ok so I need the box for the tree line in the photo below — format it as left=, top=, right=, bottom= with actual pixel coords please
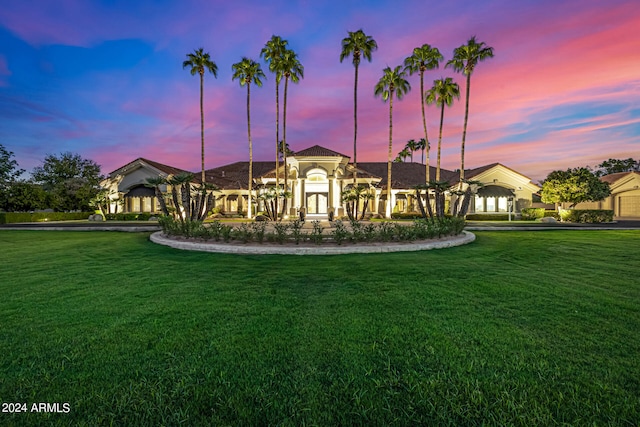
left=0, top=146, right=103, bottom=212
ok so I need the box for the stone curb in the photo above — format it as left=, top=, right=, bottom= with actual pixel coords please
left=149, top=231, right=476, bottom=255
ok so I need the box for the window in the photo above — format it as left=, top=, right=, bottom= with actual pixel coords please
left=486, top=197, right=496, bottom=212
left=475, top=196, right=484, bottom=212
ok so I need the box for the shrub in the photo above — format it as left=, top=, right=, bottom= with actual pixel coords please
left=0, top=211, right=93, bottom=224
left=309, top=220, right=324, bottom=245
left=390, top=212, right=423, bottom=220
left=251, top=222, right=266, bottom=243
left=233, top=223, right=253, bottom=243
left=521, top=208, right=546, bottom=220
left=376, top=221, right=395, bottom=242
left=559, top=209, right=613, bottom=223
left=331, top=220, right=350, bottom=245
left=465, top=213, right=510, bottom=221
left=290, top=219, right=304, bottom=245
left=273, top=222, right=290, bottom=244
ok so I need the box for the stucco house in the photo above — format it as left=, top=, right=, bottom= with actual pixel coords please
left=101, top=145, right=541, bottom=218
left=567, top=171, right=640, bottom=218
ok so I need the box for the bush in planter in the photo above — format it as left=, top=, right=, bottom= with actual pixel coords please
left=521, top=208, right=546, bottom=220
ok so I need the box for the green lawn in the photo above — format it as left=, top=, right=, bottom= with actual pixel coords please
left=1, top=230, right=639, bottom=426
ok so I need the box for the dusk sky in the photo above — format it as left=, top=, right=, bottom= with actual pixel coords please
left=1, top=0, right=638, bottom=183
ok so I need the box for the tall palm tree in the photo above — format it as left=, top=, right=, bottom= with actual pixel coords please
left=260, top=36, right=288, bottom=219
left=260, top=35, right=289, bottom=201
left=426, top=77, right=460, bottom=181
left=374, top=65, right=411, bottom=218
left=232, top=57, right=265, bottom=220
left=182, top=48, right=218, bottom=186
left=279, top=48, right=304, bottom=201
left=340, top=29, right=378, bottom=184
left=404, top=44, right=442, bottom=182
left=446, top=36, right=494, bottom=181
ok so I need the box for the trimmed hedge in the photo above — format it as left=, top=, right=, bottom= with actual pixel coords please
left=465, top=214, right=511, bottom=221
left=559, top=209, right=613, bottom=223
left=104, top=213, right=156, bottom=221
left=0, top=212, right=93, bottom=224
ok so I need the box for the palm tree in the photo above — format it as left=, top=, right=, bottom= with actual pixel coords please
left=416, top=137, right=427, bottom=164
left=182, top=48, right=218, bottom=187
left=340, top=29, right=378, bottom=184
left=405, top=139, right=418, bottom=163
left=260, top=36, right=288, bottom=218
left=232, top=57, right=265, bottom=220
left=426, top=77, right=460, bottom=181
left=446, top=36, right=494, bottom=181
left=279, top=48, right=304, bottom=203
left=404, top=44, right=442, bottom=182
left=144, top=176, right=170, bottom=216
left=374, top=65, right=411, bottom=218
left=395, top=147, right=411, bottom=163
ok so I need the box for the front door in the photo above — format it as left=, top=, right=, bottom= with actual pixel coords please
left=306, top=192, right=328, bottom=214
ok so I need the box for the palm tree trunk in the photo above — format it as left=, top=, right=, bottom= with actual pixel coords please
left=154, top=186, right=169, bottom=216
left=283, top=76, right=289, bottom=218
left=171, top=186, right=182, bottom=223
left=353, top=61, right=359, bottom=185
left=200, top=72, right=206, bottom=186
left=421, top=70, right=430, bottom=183
left=460, top=73, right=471, bottom=182
left=274, top=79, right=280, bottom=220
left=415, top=188, right=426, bottom=218
left=386, top=92, right=394, bottom=219
left=436, top=102, right=445, bottom=181
left=247, top=83, right=253, bottom=219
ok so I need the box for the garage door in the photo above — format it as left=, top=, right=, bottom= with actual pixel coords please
left=620, top=196, right=640, bottom=217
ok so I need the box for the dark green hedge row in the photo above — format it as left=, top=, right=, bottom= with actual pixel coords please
left=0, top=212, right=93, bottom=224
left=559, top=209, right=613, bottom=223
left=104, top=213, right=157, bottom=221
left=465, top=214, right=512, bottom=221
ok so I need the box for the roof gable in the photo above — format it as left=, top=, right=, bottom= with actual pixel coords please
left=294, top=145, right=349, bottom=158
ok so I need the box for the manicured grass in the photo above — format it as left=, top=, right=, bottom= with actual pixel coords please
left=1, top=230, right=639, bottom=426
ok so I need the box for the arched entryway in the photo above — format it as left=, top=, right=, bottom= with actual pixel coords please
left=474, top=185, right=515, bottom=213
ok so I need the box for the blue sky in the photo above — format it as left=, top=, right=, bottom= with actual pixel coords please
left=0, top=0, right=638, bottom=182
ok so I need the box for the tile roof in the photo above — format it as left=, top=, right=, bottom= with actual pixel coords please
left=357, top=162, right=458, bottom=189
left=109, top=157, right=193, bottom=179
left=600, top=171, right=640, bottom=184
left=294, top=145, right=349, bottom=158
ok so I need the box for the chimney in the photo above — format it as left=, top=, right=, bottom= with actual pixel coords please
left=221, top=171, right=225, bottom=177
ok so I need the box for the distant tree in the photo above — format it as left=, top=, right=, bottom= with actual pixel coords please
left=595, top=158, right=640, bottom=176
left=374, top=65, right=411, bottom=218
left=340, top=29, right=378, bottom=184
left=416, top=138, right=427, bottom=164
left=1, top=180, right=47, bottom=212
left=541, top=167, right=611, bottom=208
left=395, top=147, right=411, bottom=163
left=446, top=36, right=494, bottom=181
left=404, top=44, right=442, bottom=181
left=0, top=144, right=24, bottom=187
left=32, top=152, right=103, bottom=211
left=0, top=144, right=26, bottom=211
left=183, top=48, right=218, bottom=186
left=232, top=57, right=265, bottom=219
left=404, top=139, right=418, bottom=163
